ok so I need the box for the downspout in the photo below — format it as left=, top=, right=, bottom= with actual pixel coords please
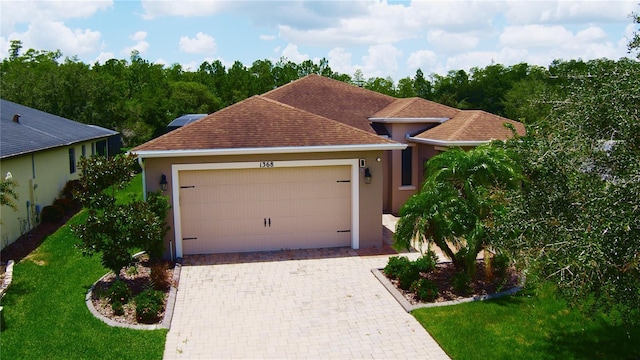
left=137, top=156, right=147, bottom=201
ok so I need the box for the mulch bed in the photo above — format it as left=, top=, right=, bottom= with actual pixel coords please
left=90, top=254, right=176, bottom=325
left=388, top=260, right=520, bottom=304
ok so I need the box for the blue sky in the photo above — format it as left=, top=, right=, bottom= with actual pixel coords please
left=1, top=1, right=637, bottom=80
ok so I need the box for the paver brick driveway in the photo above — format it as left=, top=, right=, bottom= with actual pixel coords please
left=164, top=247, right=450, bottom=359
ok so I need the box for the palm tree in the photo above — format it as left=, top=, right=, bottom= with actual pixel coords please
left=394, top=144, right=522, bottom=277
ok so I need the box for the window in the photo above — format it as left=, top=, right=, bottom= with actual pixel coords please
left=69, top=148, right=76, bottom=174
left=81, top=144, right=86, bottom=158
left=401, top=147, right=412, bottom=186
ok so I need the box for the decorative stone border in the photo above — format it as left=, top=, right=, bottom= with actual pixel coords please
left=372, top=265, right=523, bottom=312
left=85, top=261, right=182, bottom=330
left=0, top=260, right=15, bottom=299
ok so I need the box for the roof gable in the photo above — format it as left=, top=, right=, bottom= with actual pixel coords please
left=412, top=110, right=525, bottom=144
left=133, top=96, right=398, bottom=152
left=263, top=74, right=395, bottom=133
left=1, top=99, right=117, bottom=158
left=371, top=97, right=460, bottom=120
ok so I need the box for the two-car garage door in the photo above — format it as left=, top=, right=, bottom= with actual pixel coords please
left=177, top=164, right=353, bottom=255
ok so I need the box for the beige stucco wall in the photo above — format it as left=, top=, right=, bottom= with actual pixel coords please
left=382, top=122, right=440, bottom=214
left=140, top=150, right=386, bottom=259
left=0, top=140, right=100, bottom=251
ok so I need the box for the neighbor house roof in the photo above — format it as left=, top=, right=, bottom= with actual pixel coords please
left=132, top=95, right=404, bottom=157
left=0, top=99, right=118, bottom=159
left=370, top=97, right=460, bottom=121
left=408, top=110, right=526, bottom=146
left=263, top=74, right=396, bottom=133
left=167, top=114, right=208, bottom=130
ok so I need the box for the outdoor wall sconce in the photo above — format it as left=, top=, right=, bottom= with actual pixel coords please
left=364, top=168, right=372, bottom=184
left=160, top=174, right=168, bottom=191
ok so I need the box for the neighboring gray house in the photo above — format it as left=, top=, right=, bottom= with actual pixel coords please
left=0, top=99, right=119, bottom=250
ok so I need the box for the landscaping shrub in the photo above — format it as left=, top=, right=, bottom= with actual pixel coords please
left=411, top=278, right=439, bottom=302
left=493, top=253, right=510, bottom=278
left=53, top=198, right=74, bottom=213
left=149, top=262, right=171, bottom=291
left=135, top=289, right=165, bottom=323
left=398, top=264, right=421, bottom=291
left=106, top=279, right=131, bottom=304
left=61, top=179, right=83, bottom=203
left=413, top=250, right=439, bottom=273
left=452, top=271, right=472, bottom=295
left=40, top=205, right=64, bottom=223
left=111, top=300, right=124, bottom=316
left=383, top=256, right=412, bottom=279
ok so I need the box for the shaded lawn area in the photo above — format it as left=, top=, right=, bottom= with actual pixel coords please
left=0, top=175, right=167, bottom=360
left=414, top=284, right=640, bottom=360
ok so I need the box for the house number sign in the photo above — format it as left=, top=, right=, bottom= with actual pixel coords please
left=259, top=161, right=274, bottom=168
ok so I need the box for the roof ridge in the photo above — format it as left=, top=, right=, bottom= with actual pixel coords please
left=256, top=96, right=398, bottom=144
left=386, top=97, right=419, bottom=117
left=447, top=111, right=480, bottom=140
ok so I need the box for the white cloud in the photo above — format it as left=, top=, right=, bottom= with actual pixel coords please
left=427, top=30, right=480, bottom=53
left=140, top=0, right=229, bottom=20
left=260, top=34, right=276, bottom=41
left=179, top=32, right=216, bottom=54
left=361, top=44, right=402, bottom=78
left=407, top=50, right=438, bottom=71
left=96, top=52, right=116, bottom=64
left=122, top=31, right=149, bottom=56
left=327, top=47, right=355, bottom=75
left=281, top=43, right=309, bottom=63
left=15, top=20, right=102, bottom=56
left=500, top=25, right=573, bottom=48
left=504, top=0, right=636, bottom=25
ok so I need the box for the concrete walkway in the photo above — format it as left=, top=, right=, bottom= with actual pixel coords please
left=163, top=218, right=451, bottom=359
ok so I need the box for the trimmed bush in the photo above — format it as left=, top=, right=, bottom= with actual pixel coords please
left=411, top=278, right=439, bottom=302
left=61, top=179, right=83, bottom=203
left=383, top=256, right=412, bottom=279
left=135, top=289, right=165, bottom=323
left=106, top=279, right=131, bottom=304
left=493, top=253, right=510, bottom=278
left=40, top=205, right=64, bottom=223
left=452, top=271, right=472, bottom=295
left=150, top=262, right=171, bottom=291
left=398, top=265, right=421, bottom=290
left=414, top=250, right=439, bottom=273
left=53, top=198, right=74, bottom=213
left=111, top=300, right=124, bottom=316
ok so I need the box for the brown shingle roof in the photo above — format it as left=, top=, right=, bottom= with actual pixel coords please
left=413, top=110, right=525, bottom=143
left=263, top=74, right=395, bottom=133
left=371, top=97, right=460, bottom=119
left=132, top=96, right=398, bottom=151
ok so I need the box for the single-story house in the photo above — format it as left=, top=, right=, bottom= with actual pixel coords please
left=132, top=74, right=524, bottom=258
left=0, top=99, right=119, bottom=250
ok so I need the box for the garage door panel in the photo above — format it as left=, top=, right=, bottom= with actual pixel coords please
left=179, top=165, right=353, bottom=255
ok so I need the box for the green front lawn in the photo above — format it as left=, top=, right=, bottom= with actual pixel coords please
left=0, top=175, right=166, bottom=360
left=414, top=284, right=640, bottom=360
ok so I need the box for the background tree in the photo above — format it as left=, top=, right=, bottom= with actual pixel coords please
left=493, top=57, right=640, bottom=324
left=394, top=145, right=522, bottom=280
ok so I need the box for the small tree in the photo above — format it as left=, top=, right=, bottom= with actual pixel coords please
left=72, top=154, right=169, bottom=277
left=1, top=172, right=19, bottom=212
left=394, top=144, right=522, bottom=278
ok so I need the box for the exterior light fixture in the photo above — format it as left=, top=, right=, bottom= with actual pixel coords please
left=160, top=174, right=168, bottom=191
left=364, top=168, right=372, bottom=184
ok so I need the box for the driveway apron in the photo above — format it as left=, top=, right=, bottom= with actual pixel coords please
left=163, top=249, right=450, bottom=359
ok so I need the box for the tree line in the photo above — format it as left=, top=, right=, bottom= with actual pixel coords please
left=0, top=39, right=619, bottom=147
